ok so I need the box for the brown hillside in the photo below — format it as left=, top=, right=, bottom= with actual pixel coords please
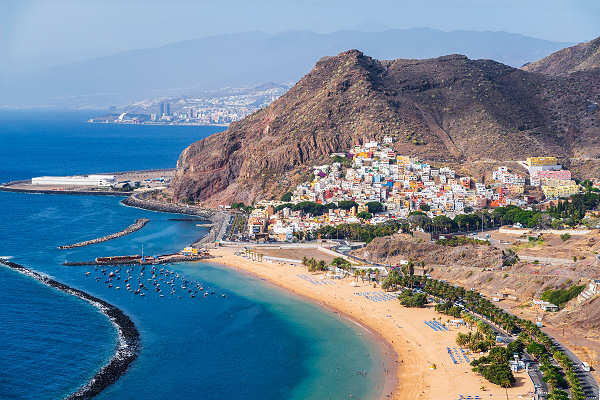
left=351, top=233, right=503, bottom=269
left=173, top=50, right=600, bottom=205
left=522, top=36, right=600, bottom=76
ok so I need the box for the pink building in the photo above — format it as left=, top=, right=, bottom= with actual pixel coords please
left=535, top=170, right=571, bottom=180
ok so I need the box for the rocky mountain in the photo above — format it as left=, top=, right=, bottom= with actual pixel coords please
left=523, top=36, right=600, bottom=76
left=173, top=49, right=600, bottom=205
left=1, top=29, right=569, bottom=108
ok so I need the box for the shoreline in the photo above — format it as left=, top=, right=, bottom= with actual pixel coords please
left=207, top=246, right=535, bottom=400
left=87, top=121, right=229, bottom=127
left=120, top=192, right=215, bottom=219
left=206, top=256, right=399, bottom=400
left=0, top=259, right=140, bottom=400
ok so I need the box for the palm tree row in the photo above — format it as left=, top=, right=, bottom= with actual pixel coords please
left=396, top=272, right=586, bottom=398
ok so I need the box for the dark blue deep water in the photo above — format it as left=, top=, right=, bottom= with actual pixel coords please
left=0, top=112, right=383, bottom=400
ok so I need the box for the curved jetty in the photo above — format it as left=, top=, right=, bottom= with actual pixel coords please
left=58, top=218, right=149, bottom=249
left=122, top=191, right=230, bottom=244
left=0, top=259, right=140, bottom=400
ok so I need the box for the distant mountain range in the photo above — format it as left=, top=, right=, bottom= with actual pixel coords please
left=172, top=37, right=600, bottom=205
left=1, top=29, right=570, bottom=108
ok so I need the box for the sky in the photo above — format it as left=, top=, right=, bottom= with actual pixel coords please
left=2, top=0, right=599, bottom=74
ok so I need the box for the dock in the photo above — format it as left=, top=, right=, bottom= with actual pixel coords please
left=63, top=249, right=211, bottom=266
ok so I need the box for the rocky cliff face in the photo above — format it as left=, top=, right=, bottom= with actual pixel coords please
left=522, top=36, right=600, bottom=76
left=174, top=49, right=600, bottom=205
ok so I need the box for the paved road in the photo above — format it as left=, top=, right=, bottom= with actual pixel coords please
left=549, top=337, right=599, bottom=400
left=476, top=313, right=549, bottom=398
left=521, top=352, right=547, bottom=399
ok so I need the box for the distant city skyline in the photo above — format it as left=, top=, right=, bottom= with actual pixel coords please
left=2, top=0, right=599, bottom=75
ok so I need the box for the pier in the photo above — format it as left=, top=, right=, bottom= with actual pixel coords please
left=64, top=250, right=211, bottom=266
left=58, top=218, right=150, bottom=249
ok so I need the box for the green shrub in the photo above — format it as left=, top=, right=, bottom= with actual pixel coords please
left=398, top=289, right=428, bottom=307
left=541, top=285, right=586, bottom=308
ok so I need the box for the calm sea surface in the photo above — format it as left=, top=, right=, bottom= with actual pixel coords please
left=0, top=111, right=384, bottom=400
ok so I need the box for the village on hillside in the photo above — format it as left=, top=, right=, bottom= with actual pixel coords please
left=231, top=137, right=598, bottom=241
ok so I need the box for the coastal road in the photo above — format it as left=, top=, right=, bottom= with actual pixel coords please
left=520, top=352, right=547, bottom=399
left=549, top=337, right=599, bottom=400
left=473, top=312, right=550, bottom=398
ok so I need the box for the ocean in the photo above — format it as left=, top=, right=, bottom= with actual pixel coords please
left=0, top=111, right=384, bottom=400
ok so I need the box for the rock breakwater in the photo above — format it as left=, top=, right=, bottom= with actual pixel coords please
left=0, top=259, right=140, bottom=400
left=58, top=219, right=150, bottom=249
left=121, top=191, right=214, bottom=218
left=122, top=191, right=232, bottom=245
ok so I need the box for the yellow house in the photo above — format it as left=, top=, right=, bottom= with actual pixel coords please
left=542, top=181, right=579, bottom=198
left=397, top=155, right=411, bottom=166
left=527, top=157, right=558, bottom=167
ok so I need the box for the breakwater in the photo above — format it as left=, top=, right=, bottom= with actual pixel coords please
left=58, top=218, right=150, bottom=249
left=121, top=191, right=232, bottom=244
left=0, top=259, right=140, bottom=400
left=121, top=191, right=214, bottom=219
left=63, top=252, right=211, bottom=266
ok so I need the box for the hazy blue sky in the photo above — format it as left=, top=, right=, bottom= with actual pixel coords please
left=2, top=0, right=599, bottom=73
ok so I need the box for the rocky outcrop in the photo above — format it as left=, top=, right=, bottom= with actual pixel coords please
left=174, top=48, right=600, bottom=205
left=351, top=233, right=503, bottom=269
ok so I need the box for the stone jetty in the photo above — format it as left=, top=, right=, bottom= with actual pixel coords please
left=121, top=190, right=214, bottom=219
left=58, top=218, right=150, bottom=249
left=121, top=191, right=232, bottom=245
left=63, top=251, right=211, bottom=266
left=0, top=259, right=140, bottom=400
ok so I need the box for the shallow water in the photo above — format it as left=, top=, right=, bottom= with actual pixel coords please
left=0, top=111, right=384, bottom=400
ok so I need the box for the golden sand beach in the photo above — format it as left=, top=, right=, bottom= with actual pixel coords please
left=209, top=246, right=534, bottom=400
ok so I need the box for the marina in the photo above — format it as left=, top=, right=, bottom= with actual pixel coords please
left=83, top=263, right=229, bottom=300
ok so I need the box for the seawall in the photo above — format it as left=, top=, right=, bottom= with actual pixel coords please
left=121, top=192, right=214, bottom=219
left=0, top=259, right=140, bottom=400
left=121, top=191, right=232, bottom=245
left=58, top=218, right=150, bottom=249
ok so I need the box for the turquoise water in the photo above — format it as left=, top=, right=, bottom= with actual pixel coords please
left=0, top=111, right=384, bottom=400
